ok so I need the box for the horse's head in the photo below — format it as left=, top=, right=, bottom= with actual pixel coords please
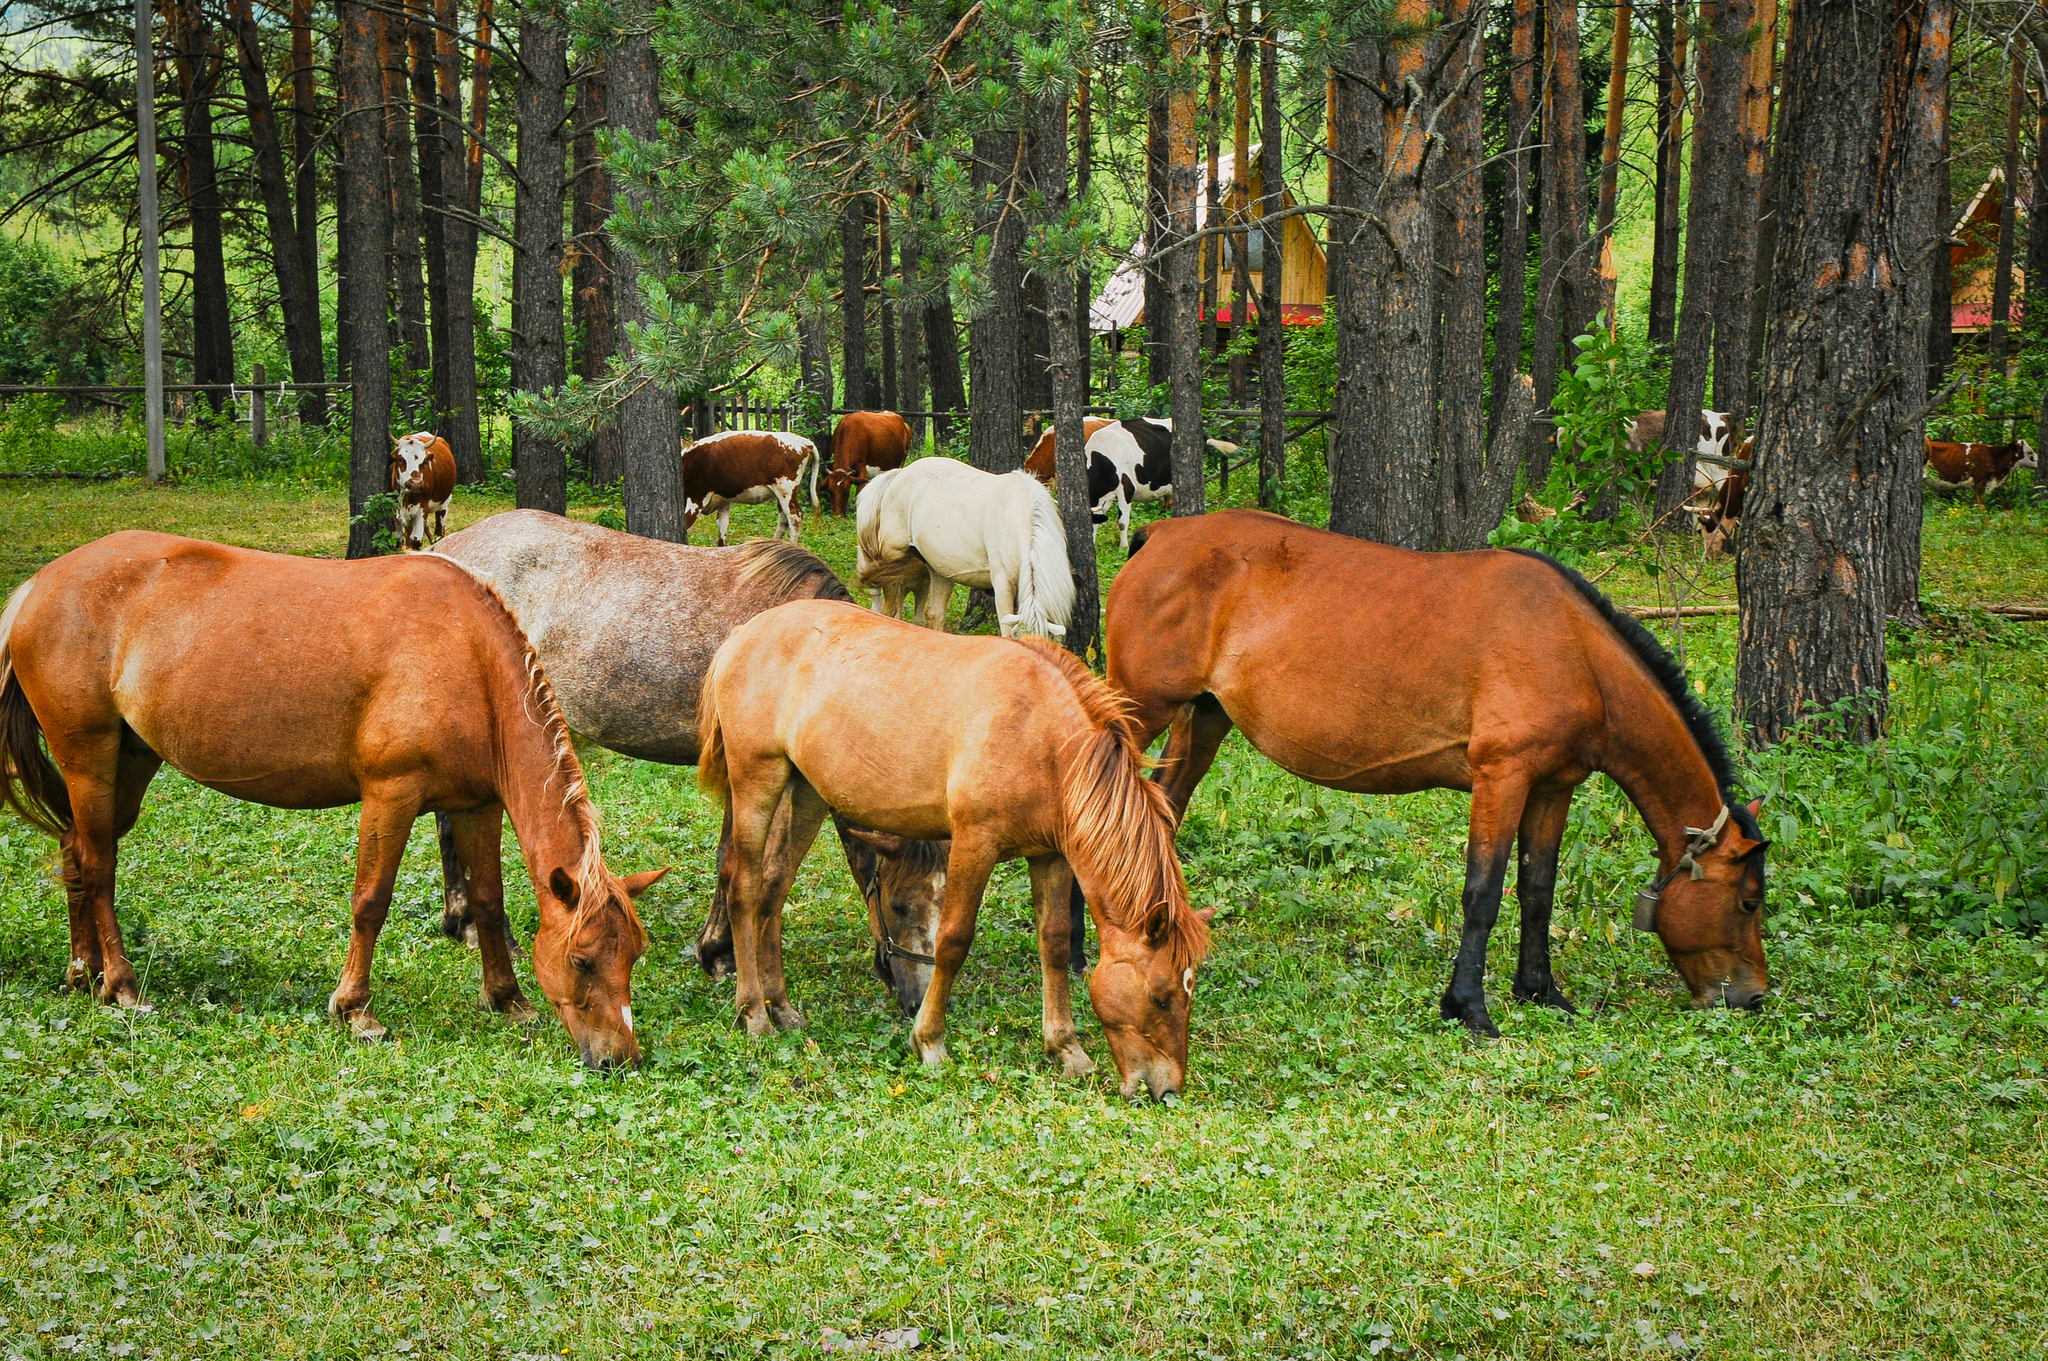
left=1086, top=897, right=1216, bottom=1101
left=826, top=465, right=857, bottom=517
left=836, top=823, right=947, bottom=1016
left=531, top=863, right=667, bottom=1069
left=1649, top=797, right=1770, bottom=1011
left=390, top=432, right=438, bottom=493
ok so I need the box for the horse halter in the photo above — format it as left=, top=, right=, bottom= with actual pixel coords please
left=1632, top=804, right=1730, bottom=933
left=861, top=856, right=938, bottom=968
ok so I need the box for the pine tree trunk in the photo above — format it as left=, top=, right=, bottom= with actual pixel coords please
left=340, top=0, right=393, bottom=558
left=897, top=184, right=925, bottom=444
left=1165, top=0, right=1205, bottom=516
left=1145, top=91, right=1169, bottom=389
left=1710, top=0, right=1764, bottom=427
left=1885, top=0, right=1950, bottom=620
left=1020, top=122, right=1051, bottom=426
left=1202, top=42, right=1221, bottom=363
left=228, top=0, right=324, bottom=418
left=1231, top=8, right=1251, bottom=409
left=1530, top=0, right=1593, bottom=489
left=1735, top=0, right=1942, bottom=743
left=1990, top=59, right=2022, bottom=373
left=610, top=35, right=684, bottom=539
left=1257, top=0, right=1285, bottom=505
left=174, top=0, right=235, bottom=412
left=1743, top=0, right=1782, bottom=409
left=879, top=199, right=898, bottom=415
left=842, top=194, right=868, bottom=413
left=1489, top=0, right=1538, bottom=455
left=2028, top=80, right=2048, bottom=350
left=511, top=8, right=568, bottom=514
left=1434, top=2, right=1488, bottom=548
left=1327, top=53, right=1380, bottom=539
left=381, top=7, right=431, bottom=413
left=411, top=0, right=450, bottom=434
left=1593, top=0, right=1633, bottom=320
left=436, top=0, right=483, bottom=482
left=1076, top=65, right=1093, bottom=406
left=1036, top=90, right=1098, bottom=660
left=1647, top=3, right=1685, bottom=348
left=1927, top=55, right=1954, bottom=396
left=574, top=63, right=622, bottom=486
left=969, top=130, right=1024, bottom=472
left=927, top=292, right=965, bottom=445
left=289, top=0, right=327, bottom=423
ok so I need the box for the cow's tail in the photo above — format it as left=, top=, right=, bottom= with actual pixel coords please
left=806, top=447, right=820, bottom=511
left=1006, top=473, right=1074, bottom=640
left=0, top=579, right=69, bottom=838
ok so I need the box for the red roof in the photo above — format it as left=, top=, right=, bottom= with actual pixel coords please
left=1200, top=302, right=1325, bottom=327
left=1953, top=300, right=2024, bottom=330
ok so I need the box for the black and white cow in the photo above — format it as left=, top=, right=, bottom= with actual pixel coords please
left=1083, top=418, right=1236, bottom=551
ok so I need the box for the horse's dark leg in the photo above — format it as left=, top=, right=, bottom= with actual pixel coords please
left=437, top=812, right=475, bottom=945
left=1154, top=694, right=1234, bottom=822
left=1511, top=787, right=1578, bottom=1014
left=1438, top=777, right=1528, bottom=1038
left=1066, top=880, right=1089, bottom=973
left=694, top=802, right=739, bottom=978
left=911, top=834, right=1000, bottom=1067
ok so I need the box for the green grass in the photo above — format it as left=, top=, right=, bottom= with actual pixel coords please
left=3, top=465, right=2048, bottom=1359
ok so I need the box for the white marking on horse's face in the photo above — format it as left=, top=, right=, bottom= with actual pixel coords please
left=620, top=1005, right=634, bottom=1034
left=1182, top=966, right=1195, bottom=996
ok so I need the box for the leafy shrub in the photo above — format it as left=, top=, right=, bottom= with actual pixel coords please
left=0, top=233, right=118, bottom=387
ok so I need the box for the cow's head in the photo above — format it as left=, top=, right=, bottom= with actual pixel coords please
left=390, top=432, right=439, bottom=493
left=826, top=464, right=858, bottom=517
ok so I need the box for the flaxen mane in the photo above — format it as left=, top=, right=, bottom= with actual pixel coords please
left=733, top=538, right=853, bottom=604
left=437, top=559, right=646, bottom=945
left=1017, top=640, right=1210, bottom=974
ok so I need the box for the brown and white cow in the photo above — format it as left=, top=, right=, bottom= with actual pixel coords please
left=1626, top=408, right=1742, bottom=499
left=1021, top=417, right=1115, bottom=484
left=820, top=411, right=914, bottom=517
left=1925, top=438, right=2037, bottom=505
left=390, top=431, right=457, bottom=551
left=681, top=429, right=814, bottom=545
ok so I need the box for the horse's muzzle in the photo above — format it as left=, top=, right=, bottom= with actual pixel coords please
left=579, top=1039, right=642, bottom=1072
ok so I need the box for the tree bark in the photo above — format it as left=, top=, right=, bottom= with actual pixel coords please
left=842, top=194, right=869, bottom=412
left=511, top=7, right=568, bottom=514
left=1076, top=64, right=1093, bottom=406
left=1647, top=2, right=1685, bottom=348
left=927, top=291, right=965, bottom=445
left=1710, top=0, right=1765, bottom=425
left=609, top=35, right=684, bottom=539
left=1257, top=0, right=1284, bottom=505
left=1434, top=2, right=1490, bottom=549
left=2028, top=79, right=2048, bottom=351
left=1594, top=0, right=1633, bottom=320
left=1327, top=53, right=1380, bottom=539
left=574, top=62, right=622, bottom=486
left=173, top=0, right=234, bottom=411
left=970, top=130, right=1024, bottom=472
left=1990, top=56, right=2022, bottom=372
left=436, top=0, right=484, bottom=482
left=1490, top=0, right=1539, bottom=455
left=1036, top=89, right=1098, bottom=661
left=340, top=0, right=393, bottom=559
left=411, top=0, right=449, bottom=433
left=1530, top=0, right=1595, bottom=489
left=1735, top=0, right=1941, bottom=743
left=381, top=5, right=431, bottom=412
left=289, top=0, right=327, bottom=423
left=1927, top=48, right=1954, bottom=396
left=1231, top=7, right=1251, bottom=408
left=898, top=183, right=925, bottom=444
left=879, top=199, right=898, bottom=414
left=1742, top=0, right=1783, bottom=409
left=228, top=0, right=324, bottom=419
left=1165, top=0, right=1205, bottom=516
left=1202, top=41, right=1221, bottom=362
left=1145, top=89, right=1169, bottom=389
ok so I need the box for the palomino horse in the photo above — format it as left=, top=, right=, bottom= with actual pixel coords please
left=1105, top=510, right=1770, bottom=1035
left=699, top=602, right=1212, bottom=1098
left=856, top=458, right=1074, bottom=640
left=0, top=532, right=662, bottom=1067
left=432, top=509, right=949, bottom=1011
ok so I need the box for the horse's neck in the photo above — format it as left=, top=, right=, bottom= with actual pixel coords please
left=491, top=679, right=590, bottom=876
left=1597, top=665, right=1725, bottom=868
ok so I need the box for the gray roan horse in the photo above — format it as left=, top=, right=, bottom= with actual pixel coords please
left=432, top=510, right=945, bottom=1014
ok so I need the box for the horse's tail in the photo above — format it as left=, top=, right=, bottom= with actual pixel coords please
left=806, top=446, right=820, bottom=512
left=0, top=579, right=69, bottom=837
left=1008, top=473, right=1075, bottom=640
left=695, top=665, right=731, bottom=808
left=855, top=467, right=900, bottom=576
left=1028, top=642, right=1207, bottom=973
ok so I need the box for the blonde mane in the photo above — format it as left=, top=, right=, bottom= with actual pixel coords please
left=1016, top=639, right=1209, bottom=974
left=441, top=561, right=646, bottom=946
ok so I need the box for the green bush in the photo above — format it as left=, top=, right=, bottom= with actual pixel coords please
left=0, top=233, right=117, bottom=387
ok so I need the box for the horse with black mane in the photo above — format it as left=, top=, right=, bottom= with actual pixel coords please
left=1104, top=509, right=1770, bottom=1034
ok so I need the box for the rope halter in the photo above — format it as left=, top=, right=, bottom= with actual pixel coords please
left=1631, top=804, right=1731, bottom=933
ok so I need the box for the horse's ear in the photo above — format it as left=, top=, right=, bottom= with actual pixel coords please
left=620, top=867, right=670, bottom=898
left=1745, top=796, right=1766, bottom=819
left=549, top=867, right=580, bottom=907
left=1193, top=906, right=1217, bottom=925
left=844, top=826, right=911, bottom=857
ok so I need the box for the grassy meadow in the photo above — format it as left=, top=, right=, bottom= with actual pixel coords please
left=2, top=458, right=2048, bottom=1359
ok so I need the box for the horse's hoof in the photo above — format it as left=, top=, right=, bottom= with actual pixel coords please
left=441, top=898, right=473, bottom=946
left=1440, top=995, right=1501, bottom=1039
left=739, top=1002, right=774, bottom=1039
left=696, top=945, right=737, bottom=981
left=1053, top=1043, right=1096, bottom=1078
left=348, top=1012, right=389, bottom=1043
left=65, top=957, right=92, bottom=992
left=487, top=990, right=541, bottom=1025
left=914, top=1035, right=948, bottom=1067
left=1514, top=982, right=1578, bottom=1016
left=113, top=993, right=153, bottom=1015
left=767, top=1001, right=806, bottom=1032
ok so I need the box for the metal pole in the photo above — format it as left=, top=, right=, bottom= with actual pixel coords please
left=136, top=0, right=165, bottom=481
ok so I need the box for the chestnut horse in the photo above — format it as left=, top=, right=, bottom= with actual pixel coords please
left=431, top=509, right=950, bottom=1012
left=1105, top=510, right=1770, bottom=1035
left=699, top=602, right=1211, bottom=1098
left=0, top=532, right=661, bottom=1068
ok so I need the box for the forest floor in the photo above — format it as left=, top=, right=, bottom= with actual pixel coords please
left=2, top=465, right=2047, bottom=1359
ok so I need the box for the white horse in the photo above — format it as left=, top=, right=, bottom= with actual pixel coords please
left=855, top=458, right=1074, bottom=640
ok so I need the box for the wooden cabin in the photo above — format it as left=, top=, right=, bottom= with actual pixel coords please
left=1949, top=167, right=2027, bottom=335
left=1089, top=145, right=1328, bottom=339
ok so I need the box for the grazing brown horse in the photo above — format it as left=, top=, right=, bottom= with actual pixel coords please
left=0, top=532, right=663, bottom=1068
left=431, top=510, right=950, bottom=1012
left=1105, top=510, right=1770, bottom=1035
left=698, top=602, right=1212, bottom=1098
